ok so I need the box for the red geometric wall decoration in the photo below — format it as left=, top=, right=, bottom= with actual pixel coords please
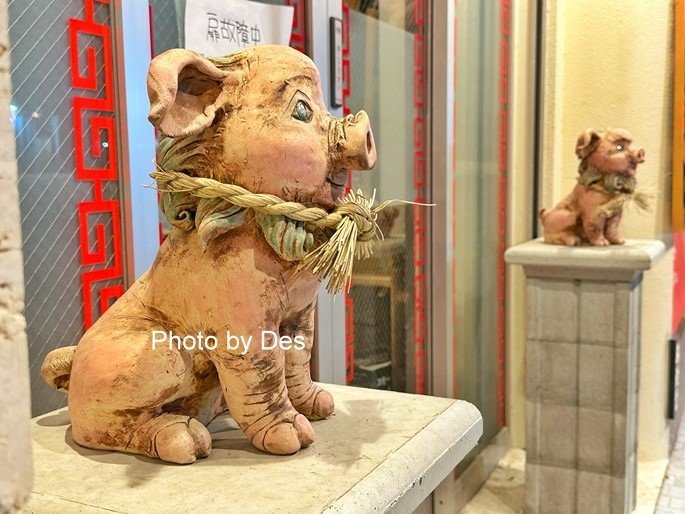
left=69, top=0, right=124, bottom=329
left=286, top=0, right=307, bottom=54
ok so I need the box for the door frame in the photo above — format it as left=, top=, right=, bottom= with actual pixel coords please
left=430, top=0, right=456, bottom=400
left=307, top=0, right=348, bottom=384
left=112, top=0, right=159, bottom=283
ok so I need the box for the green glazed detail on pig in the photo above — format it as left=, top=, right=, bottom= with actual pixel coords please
left=161, top=191, right=248, bottom=247
left=151, top=167, right=403, bottom=293
left=254, top=212, right=318, bottom=262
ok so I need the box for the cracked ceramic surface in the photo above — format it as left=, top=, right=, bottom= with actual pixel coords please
left=40, top=45, right=377, bottom=463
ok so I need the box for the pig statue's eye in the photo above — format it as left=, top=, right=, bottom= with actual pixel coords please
left=615, top=144, right=624, bottom=151
left=292, top=100, right=313, bottom=123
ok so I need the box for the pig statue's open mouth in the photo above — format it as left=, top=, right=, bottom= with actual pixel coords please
left=326, top=170, right=350, bottom=201
left=326, top=172, right=348, bottom=188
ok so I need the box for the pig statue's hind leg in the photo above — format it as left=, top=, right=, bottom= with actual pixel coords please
left=126, top=413, right=212, bottom=464
left=68, top=319, right=214, bottom=464
left=72, top=402, right=213, bottom=466
left=212, top=343, right=315, bottom=455
left=282, top=302, right=334, bottom=420
left=544, top=230, right=582, bottom=247
left=541, top=206, right=582, bottom=246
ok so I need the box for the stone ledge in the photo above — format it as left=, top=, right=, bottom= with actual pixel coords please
left=505, top=238, right=665, bottom=271
left=26, top=384, right=482, bottom=513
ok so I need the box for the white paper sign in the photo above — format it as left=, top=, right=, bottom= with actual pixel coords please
left=185, top=0, right=294, bottom=57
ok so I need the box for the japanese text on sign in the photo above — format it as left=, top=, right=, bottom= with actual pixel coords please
left=185, top=0, right=293, bottom=56
left=206, top=14, right=261, bottom=46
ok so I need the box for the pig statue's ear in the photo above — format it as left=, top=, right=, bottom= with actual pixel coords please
left=575, top=129, right=600, bottom=160
left=147, top=49, right=240, bottom=137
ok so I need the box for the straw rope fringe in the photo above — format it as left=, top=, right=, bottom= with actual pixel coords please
left=151, top=167, right=432, bottom=293
left=597, top=190, right=653, bottom=217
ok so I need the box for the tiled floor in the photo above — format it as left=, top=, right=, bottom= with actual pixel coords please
left=459, top=450, right=525, bottom=513
left=461, top=449, right=667, bottom=513
left=656, top=422, right=685, bottom=513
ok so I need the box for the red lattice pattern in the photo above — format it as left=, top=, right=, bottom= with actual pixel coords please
left=70, top=0, right=124, bottom=329
left=341, top=4, right=355, bottom=383
left=286, top=0, right=307, bottom=54
left=496, top=0, right=510, bottom=427
left=413, top=0, right=428, bottom=394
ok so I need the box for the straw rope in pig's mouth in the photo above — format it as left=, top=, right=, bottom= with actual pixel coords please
left=151, top=167, right=432, bottom=294
left=577, top=163, right=653, bottom=217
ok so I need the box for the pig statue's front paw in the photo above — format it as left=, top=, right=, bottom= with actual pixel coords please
left=251, top=411, right=315, bottom=455
left=607, top=236, right=625, bottom=245
left=310, top=389, right=335, bottom=420
left=291, top=385, right=335, bottom=421
left=590, top=236, right=610, bottom=247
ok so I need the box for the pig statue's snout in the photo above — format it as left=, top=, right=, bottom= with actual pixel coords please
left=634, top=148, right=645, bottom=164
left=329, top=110, right=377, bottom=171
left=627, top=148, right=645, bottom=174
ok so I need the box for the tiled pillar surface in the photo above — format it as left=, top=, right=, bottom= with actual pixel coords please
left=505, top=239, right=666, bottom=514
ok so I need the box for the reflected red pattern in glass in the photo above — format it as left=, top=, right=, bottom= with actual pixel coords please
left=341, top=3, right=355, bottom=383
left=286, top=0, right=307, bottom=54
left=413, top=0, right=428, bottom=394
left=496, top=0, right=510, bottom=427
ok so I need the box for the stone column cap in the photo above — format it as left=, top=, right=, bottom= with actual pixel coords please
left=505, top=238, right=666, bottom=273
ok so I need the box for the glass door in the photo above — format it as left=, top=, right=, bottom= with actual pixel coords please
left=342, top=1, right=510, bottom=458
left=342, top=0, right=431, bottom=394
left=452, top=0, right=510, bottom=450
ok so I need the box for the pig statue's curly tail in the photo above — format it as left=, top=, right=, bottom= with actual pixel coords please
left=41, top=346, right=77, bottom=392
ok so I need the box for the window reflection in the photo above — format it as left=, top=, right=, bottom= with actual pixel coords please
left=343, top=0, right=429, bottom=394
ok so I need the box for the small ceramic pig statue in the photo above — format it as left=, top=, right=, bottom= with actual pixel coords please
left=540, top=128, right=645, bottom=246
left=40, top=45, right=377, bottom=463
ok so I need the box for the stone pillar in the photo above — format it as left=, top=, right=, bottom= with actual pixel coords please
left=505, top=239, right=666, bottom=514
left=0, top=0, right=33, bottom=511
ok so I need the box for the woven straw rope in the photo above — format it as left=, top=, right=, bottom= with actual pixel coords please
left=150, top=168, right=429, bottom=292
left=152, top=169, right=377, bottom=240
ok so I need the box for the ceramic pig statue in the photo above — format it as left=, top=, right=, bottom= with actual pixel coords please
left=540, top=128, right=645, bottom=246
left=40, top=45, right=377, bottom=464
